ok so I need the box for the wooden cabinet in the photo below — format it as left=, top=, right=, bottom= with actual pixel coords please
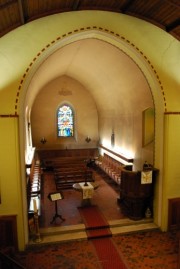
left=119, top=169, right=158, bottom=220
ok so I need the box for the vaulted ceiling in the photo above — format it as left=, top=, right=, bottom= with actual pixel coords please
left=0, top=0, right=180, bottom=40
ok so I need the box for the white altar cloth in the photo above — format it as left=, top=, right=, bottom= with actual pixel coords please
left=79, top=182, right=94, bottom=199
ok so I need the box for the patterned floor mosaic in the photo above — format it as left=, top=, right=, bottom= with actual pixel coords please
left=14, top=230, right=179, bottom=269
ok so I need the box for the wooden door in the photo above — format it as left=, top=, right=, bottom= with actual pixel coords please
left=0, top=215, right=18, bottom=250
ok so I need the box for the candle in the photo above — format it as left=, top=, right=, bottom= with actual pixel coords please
left=33, top=199, right=37, bottom=213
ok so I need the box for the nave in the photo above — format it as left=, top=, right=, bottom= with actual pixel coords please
left=3, top=166, right=179, bottom=269
left=38, top=168, right=125, bottom=229
left=16, top=167, right=179, bottom=269
left=27, top=165, right=158, bottom=246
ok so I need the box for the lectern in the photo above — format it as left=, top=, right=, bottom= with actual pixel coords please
left=48, top=192, right=65, bottom=224
left=119, top=169, right=158, bottom=220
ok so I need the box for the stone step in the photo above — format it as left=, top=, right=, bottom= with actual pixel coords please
left=28, top=219, right=158, bottom=246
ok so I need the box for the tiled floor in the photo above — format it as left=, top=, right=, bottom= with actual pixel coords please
left=39, top=168, right=125, bottom=228
left=15, top=168, right=179, bottom=269
left=16, top=230, right=179, bottom=269
left=37, top=168, right=158, bottom=245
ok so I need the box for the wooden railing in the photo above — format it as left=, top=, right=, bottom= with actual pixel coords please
left=0, top=251, right=25, bottom=269
left=95, top=153, right=133, bottom=185
left=27, top=159, right=41, bottom=215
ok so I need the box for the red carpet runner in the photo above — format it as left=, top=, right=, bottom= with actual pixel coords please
left=78, top=205, right=112, bottom=239
left=78, top=206, right=128, bottom=269
left=93, top=238, right=128, bottom=269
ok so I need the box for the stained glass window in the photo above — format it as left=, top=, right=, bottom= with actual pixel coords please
left=57, top=105, right=74, bottom=137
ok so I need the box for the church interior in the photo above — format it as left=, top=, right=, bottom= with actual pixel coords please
left=0, top=1, right=180, bottom=268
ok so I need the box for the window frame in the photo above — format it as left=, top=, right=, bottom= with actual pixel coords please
left=57, top=104, right=74, bottom=138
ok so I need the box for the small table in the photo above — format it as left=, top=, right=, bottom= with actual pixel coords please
left=73, top=182, right=99, bottom=207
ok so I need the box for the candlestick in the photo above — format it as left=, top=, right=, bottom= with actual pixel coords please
left=34, top=212, right=42, bottom=243
left=33, top=199, right=37, bottom=213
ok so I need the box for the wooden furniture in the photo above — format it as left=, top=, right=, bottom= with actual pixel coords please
left=43, top=157, right=87, bottom=171
left=96, top=153, right=132, bottom=185
left=48, top=192, right=65, bottom=224
left=27, top=160, right=41, bottom=215
left=119, top=169, right=158, bottom=220
left=55, top=169, right=94, bottom=190
left=40, top=154, right=95, bottom=189
left=37, top=148, right=98, bottom=160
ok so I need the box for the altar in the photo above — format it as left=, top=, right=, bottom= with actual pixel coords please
left=73, top=182, right=99, bottom=207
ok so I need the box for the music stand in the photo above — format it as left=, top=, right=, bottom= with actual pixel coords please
left=48, top=192, right=65, bottom=224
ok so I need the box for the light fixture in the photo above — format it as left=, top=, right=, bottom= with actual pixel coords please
left=40, top=137, right=47, bottom=144
left=28, top=122, right=31, bottom=130
left=85, top=136, right=91, bottom=143
left=111, top=132, right=115, bottom=147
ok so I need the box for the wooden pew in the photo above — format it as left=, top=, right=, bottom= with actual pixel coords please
left=55, top=169, right=94, bottom=190
left=41, top=155, right=95, bottom=189
left=96, top=153, right=132, bottom=185
left=43, top=156, right=87, bottom=170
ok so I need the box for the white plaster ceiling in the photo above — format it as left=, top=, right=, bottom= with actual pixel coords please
left=26, top=38, right=153, bottom=114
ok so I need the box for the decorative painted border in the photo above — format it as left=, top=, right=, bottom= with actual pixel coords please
left=164, top=112, right=180, bottom=115
left=14, top=26, right=167, bottom=115
left=0, top=114, right=19, bottom=117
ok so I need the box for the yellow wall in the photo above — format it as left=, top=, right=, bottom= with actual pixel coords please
left=0, top=11, right=180, bottom=249
left=0, top=11, right=179, bottom=113
left=0, top=117, right=26, bottom=250
left=162, top=114, right=180, bottom=228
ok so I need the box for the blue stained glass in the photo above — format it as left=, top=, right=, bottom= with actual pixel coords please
left=57, top=105, right=74, bottom=137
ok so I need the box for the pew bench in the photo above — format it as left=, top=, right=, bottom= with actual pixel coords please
left=42, top=155, right=95, bottom=189
left=43, top=156, right=88, bottom=171
left=96, top=153, right=131, bottom=185
left=55, top=169, right=94, bottom=190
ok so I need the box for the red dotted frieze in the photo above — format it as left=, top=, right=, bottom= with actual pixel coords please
left=14, top=26, right=168, bottom=116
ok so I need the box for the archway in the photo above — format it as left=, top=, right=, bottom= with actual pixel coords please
left=19, top=30, right=164, bottom=240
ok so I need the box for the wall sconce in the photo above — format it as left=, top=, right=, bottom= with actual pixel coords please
left=40, top=137, right=47, bottom=144
left=28, top=122, right=31, bottom=131
left=85, top=136, right=91, bottom=143
left=111, top=132, right=115, bottom=147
